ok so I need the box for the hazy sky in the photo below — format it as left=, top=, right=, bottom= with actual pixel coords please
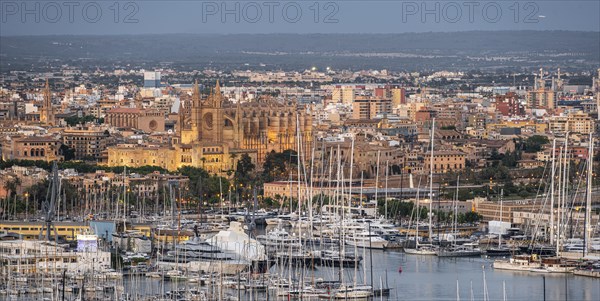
left=1, top=1, right=599, bottom=35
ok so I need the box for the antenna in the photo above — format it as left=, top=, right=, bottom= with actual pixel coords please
left=596, top=68, right=600, bottom=121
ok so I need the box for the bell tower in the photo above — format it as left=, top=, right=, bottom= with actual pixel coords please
left=181, top=80, right=202, bottom=144
left=40, top=79, right=55, bottom=125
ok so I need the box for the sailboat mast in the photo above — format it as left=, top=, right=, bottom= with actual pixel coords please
left=123, top=166, right=127, bottom=232
left=556, top=145, right=563, bottom=256
left=349, top=134, right=355, bottom=214
left=556, top=132, right=570, bottom=248
left=337, top=144, right=342, bottom=221
left=375, top=150, right=380, bottom=204
left=499, top=189, right=503, bottom=247
left=584, top=133, right=593, bottom=256
left=415, top=181, right=420, bottom=247
left=360, top=171, right=364, bottom=209
left=336, top=144, right=344, bottom=286
left=308, top=140, right=316, bottom=237
left=455, top=176, right=460, bottom=242
left=170, top=181, right=176, bottom=229
left=296, top=114, right=302, bottom=217
left=385, top=160, right=389, bottom=220
left=559, top=134, right=569, bottom=256
left=550, top=139, right=556, bottom=245
left=429, top=118, right=435, bottom=241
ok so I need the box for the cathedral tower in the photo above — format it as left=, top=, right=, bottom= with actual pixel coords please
left=40, top=79, right=55, bottom=125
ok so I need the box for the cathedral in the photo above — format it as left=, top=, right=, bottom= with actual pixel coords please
left=107, top=81, right=313, bottom=174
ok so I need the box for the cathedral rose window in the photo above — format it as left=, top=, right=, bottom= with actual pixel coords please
left=149, top=120, right=158, bottom=131
left=204, top=113, right=214, bottom=129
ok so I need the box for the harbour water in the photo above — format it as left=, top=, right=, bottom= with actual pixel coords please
left=367, top=251, right=600, bottom=300
left=3, top=223, right=599, bottom=301
left=3, top=246, right=599, bottom=301
left=107, top=250, right=599, bottom=301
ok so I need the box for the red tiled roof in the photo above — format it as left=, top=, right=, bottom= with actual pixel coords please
left=17, top=136, right=59, bottom=142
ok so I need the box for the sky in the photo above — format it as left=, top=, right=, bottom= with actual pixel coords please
left=0, top=1, right=599, bottom=35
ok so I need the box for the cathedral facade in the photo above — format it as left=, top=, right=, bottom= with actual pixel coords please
left=107, top=82, right=312, bottom=174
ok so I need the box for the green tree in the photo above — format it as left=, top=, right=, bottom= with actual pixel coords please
left=436, top=210, right=448, bottom=224
left=205, top=176, right=230, bottom=199
left=479, top=165, right=512, bottom=182
left=419, top=206, right=429, bottom=221
left=262, top=149, right=297, bottom=182
left=235, top=154, right=255, bottom=186
left=65, top=115, right=98, bottom=126
left=501, top=150, right=520, bottom=167
left=312, top=193, right=331, bottom=210
left=177, top=166, right=209, bottom=199
left=3, top=177, right=21, bottom=200
left=60, top=144, right=76, bottom=161
left=457, top=212, right=466, bottom=224
left=522, top=135, right=549, bottom=153
left=464, top=211, right=482, bottom=223
left=262, top=197, right=279, bottom=208
left=64, top=116, right=79, bottom=126
left=25, top=179, right=49, bottom=210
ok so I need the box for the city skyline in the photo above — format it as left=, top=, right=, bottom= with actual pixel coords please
left=0, top=0, right=599, bottom=298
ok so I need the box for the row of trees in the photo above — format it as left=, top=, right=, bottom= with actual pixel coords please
left=1, top=178, right=79, bottom=218
left=0, top=149, right=273, bottom=215
left=381, top=199, right=482, bottom=224
left=0, top=159, right=169, bottom=175
left=64, top=115, right=104, bottom=126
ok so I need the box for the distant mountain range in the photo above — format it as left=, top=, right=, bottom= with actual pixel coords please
left=1, top=31, right=598, bottom=72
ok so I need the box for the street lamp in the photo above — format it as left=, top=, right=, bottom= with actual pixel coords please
left=488, top=177, right=493, bottom=201
left=24, top=192, right=29, bottom=221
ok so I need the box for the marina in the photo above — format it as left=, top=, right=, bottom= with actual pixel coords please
left=2, top=244, right=600, bottom=300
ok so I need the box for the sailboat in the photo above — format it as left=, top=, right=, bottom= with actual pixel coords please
left=405, top=118, right=437, bottom=255
left=485, top=189, right=514, bottom=257
left=535, top=134, right=594, bottom=273
left=437, top=176, right=482, bottom=257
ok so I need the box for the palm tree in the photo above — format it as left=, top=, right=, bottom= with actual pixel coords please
left=3, top=179, right=15, bottom=200
left=200, top=157, right=206, bottom=169
left=14, top=177, right=22, bottom=197
left=3, top=177, right=21, bottom=218
left=229, top=153, right=238, bottom=171
left=3, top=177, right=20, bottom=200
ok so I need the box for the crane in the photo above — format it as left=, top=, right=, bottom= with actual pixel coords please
left=39, top=161, right=60, bottom=241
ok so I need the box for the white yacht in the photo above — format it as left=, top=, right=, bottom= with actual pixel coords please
left=493, top=254, right=541, bottom=271
left=333, top=285, right=373, bottom=299
left=288, top=216, right=305, bottom=228
left=265, top=217, right=284, bottom=225
left=158, top=237, right=250, bottom=274
left=256, top=227, right=302, bottom=251
left=369, top=221, right=398, bottom=235
left=436, top=243, right=482, bottom=257
left=345, top=231, right=388, bottom=249
left=404, top=244, right=438, bottom=255
left=206, top=221, right=270, bottom=272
